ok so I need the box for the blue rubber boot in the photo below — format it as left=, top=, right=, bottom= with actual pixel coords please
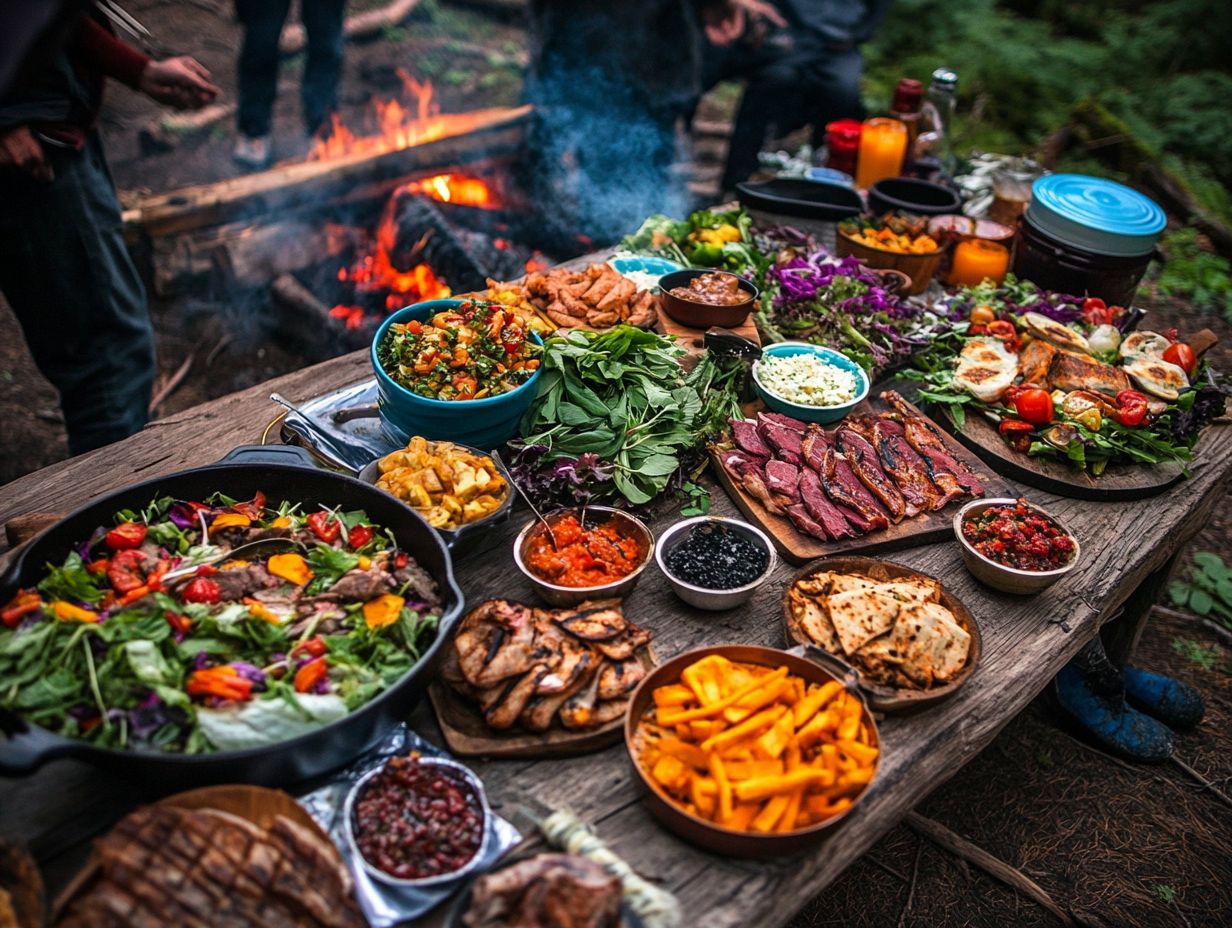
left=1053, top=664, right=1174, bottom=763
left=1123, top=667, right=1206, bottom=731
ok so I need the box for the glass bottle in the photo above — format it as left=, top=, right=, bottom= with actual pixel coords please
left=914, top=68, right=958, bottom=178
left=889, top=78, right=924, bottom=164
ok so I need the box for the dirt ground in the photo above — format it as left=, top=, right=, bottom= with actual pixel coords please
left=1, top=2, right=1230, bottom=926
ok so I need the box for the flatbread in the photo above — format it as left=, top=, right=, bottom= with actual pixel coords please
left=791, top=594, right=841, bottom=652
left=888, top=601, right=971, bottom=687
left=870, top=580, right=940, bottom=605
left=825, top=589, right=900, bottom=655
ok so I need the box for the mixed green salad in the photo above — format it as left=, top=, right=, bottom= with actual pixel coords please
left=0, top=492, right=442, bottom=754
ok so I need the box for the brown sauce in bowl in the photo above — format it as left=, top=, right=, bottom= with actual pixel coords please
left=669, top=272, right=748, bottom=306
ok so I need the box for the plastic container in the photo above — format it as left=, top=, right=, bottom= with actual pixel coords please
left=1013, top=174, right=1165, bottom=306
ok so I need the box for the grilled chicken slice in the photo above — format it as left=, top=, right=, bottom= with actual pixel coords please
left=821, top=447, right=889, bottom=532
left=485, top=665, right=550, bottom=729
left=1017, top=338, right=1056, bottom=386
left=455, top=601, right=538, bottom=687
left=533, top=627, right=593, bottom=694
left=597, top=658, right=646, bottom=699
left=589, top=700, right=630, bottom=727
left=1047, top=351, right=1131, bottom=397
left=520, top=660, right=596, bottom=732
left=593, top=623, right=653, bottom=661
left=559, top=669, right=602, bottom=729
left=554, top=602, right=627, bottom=641
left=836, top=428, right=907, bottom=521
left=872, top=418, right=943, bottom=512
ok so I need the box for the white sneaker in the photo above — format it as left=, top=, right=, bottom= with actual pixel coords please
left=233, top=135, right=271, bottom=169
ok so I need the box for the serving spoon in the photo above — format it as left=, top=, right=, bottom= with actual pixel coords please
left=160, top=537, right=306, bottom=585
left=493, top=450, right=558, bottom=550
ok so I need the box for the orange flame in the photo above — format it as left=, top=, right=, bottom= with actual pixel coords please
left=403, top=172, right=499, bottom=209
left=309, top=69, right=452, bottom=161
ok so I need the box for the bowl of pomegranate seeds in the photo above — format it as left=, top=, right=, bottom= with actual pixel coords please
left=345, top=753, right=490, bottom=887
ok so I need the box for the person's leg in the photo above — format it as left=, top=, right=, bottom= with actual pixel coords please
left=719, top=50, right=808, bottom=193
left=801, top=46, right=865, bottom=145
left=235, top=0, right=291, bottom=139
left=0, top=134, right=155, bottom=455
left=300, top=0, right=347, bottom=136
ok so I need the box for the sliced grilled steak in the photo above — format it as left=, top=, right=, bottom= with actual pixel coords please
left=763, top=460, right=801, bottom=502
left=739, top=467, right=786, bottom=515
left=757, top=418, right=804, bottom=464
left=873, top=418, right=944, bottom=512
left=800, top=425, right=830, bottom=474
left=211, top=565, right=278, bottom=601
left=758, top=411, right=808, bottom=432
left=822, top=447, right=889, bottom=532
left=836, top=428, right=907, bottom=521
left=393, top=559, right=442, bottom=609
left=785, top=504, right=828, bottom=540
left=799, top=466, right=856, bottom=539
left=881, top=390, right=984, bottom=496
left=730, top=417, right=772, bottom=457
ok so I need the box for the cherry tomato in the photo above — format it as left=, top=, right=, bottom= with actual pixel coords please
left=969, top=305, right=996, bottom=325
left=106, top=549, right=147, bottom=594
left=985, top=320, right=1020, bottom=351
left=1113, top=389, right=1149, bottom=427
left=165, top=610, right=193, bottom=634
left=1162, top=342, right=1197, bottom=377
left=182, top=577, right=222, bottom=604
left=968, top=323, right=989, bottom=336
left=1013, top=388, right=1054, bottom=426
left=105, top=522, right=147, bottom=550
left=292, top=636, right=328, bottom=658
left=394, top=552, right=409, bottom=570
left=307, top=511, right=341, bottom=543
left=348, top=524, right=375, bottom=550
left=998, top=418, right=1036, bottom=452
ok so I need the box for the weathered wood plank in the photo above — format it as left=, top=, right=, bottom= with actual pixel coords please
left=1, top=352, right=1230, bottom=927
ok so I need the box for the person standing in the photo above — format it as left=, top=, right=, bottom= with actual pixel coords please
left=233, top=0, right=347, bottom=168
left=0, top=9, right=219, bottom=456
left=705, top=0, right=894, bottom=192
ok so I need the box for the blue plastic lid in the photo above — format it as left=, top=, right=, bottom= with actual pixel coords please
left=1027, top=174, right=1165, bottom=257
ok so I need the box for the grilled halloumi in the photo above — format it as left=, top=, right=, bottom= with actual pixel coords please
left=954, top=337, right=1018, bottom=402
left=1124, top=356, right=1189, bottom=400
left=1021, top=312, right=1090, bottom=353
left=1047, top=351, right=1131, bottom=397
left=1119, top=331, right=1171, bottom=362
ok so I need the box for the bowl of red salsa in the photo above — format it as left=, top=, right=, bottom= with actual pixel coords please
left=954, top=497, right=1080, bottom=595
left=513, top=507, right=655, bottom=606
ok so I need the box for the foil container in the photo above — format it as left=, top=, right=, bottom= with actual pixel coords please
left=298, top=725, right=521, bottom=927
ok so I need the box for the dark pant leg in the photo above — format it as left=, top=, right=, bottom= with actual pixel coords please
left=235, top=0, right=292, bottom=138
left=300, top=0, right=346, bottom=136
left=801, top=47, right=865, bottom=137
left=720, top=52, right=809, bottom=191
left=0, top=134, right=154, bottom=455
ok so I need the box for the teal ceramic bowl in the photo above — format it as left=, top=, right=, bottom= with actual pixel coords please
left=372, top=299, right=544, bottom=449
left=751, top=342, right=870, bottom=424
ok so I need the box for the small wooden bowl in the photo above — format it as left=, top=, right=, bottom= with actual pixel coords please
left=836, top=229, right=944, bottom=295
left=624, top=644, right=880, bottom=857
left=781, top=556, right=982, bottom=713
left=656, top=269, right=757, bottom=329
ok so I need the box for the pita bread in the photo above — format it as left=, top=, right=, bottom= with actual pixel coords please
left=888, top=602, right=971, bottom=686
left=825, top=589, right=900, bottom=655
left=870, top=579, right=940, bottom=605
left=790, top=592, right=841, bottom=652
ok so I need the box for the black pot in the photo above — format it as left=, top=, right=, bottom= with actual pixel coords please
left=1013, top=212, right=1155, bottom=307
left=737, top=178, right=864, bottom=222
left=0, top=445, right=465, bottom=789
left=868, top=178, right=962, bottom=218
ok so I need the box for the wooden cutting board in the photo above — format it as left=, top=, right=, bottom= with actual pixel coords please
left=428, top=646, right=656, bottom=759
left=656, top=306, right=760, bottom=361
left=710, top=395, right=1014, bottom=565
left=935, top=404, right=1189, bottom=501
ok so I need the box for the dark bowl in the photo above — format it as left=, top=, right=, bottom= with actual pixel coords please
left=868, top=178, right=962, bottom=218
left=737, top=178, right=864, bottom=222
left=624, top=644, right=880, bottom=857
left=657, top=269, right=757, bottom=329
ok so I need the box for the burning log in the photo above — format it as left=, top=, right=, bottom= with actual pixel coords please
left=387, top=195, right=528, bottom=292
left=269, top=273, right=373, bottom=360
left=123, top=104, right=532, bottom=239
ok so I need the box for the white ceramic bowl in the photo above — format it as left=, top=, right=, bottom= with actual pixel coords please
left=953, top=497, right=1080, bottom=595
left=655, top=516, right=778, bottom=610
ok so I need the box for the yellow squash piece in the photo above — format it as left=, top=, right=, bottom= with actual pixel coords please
left=268, top=553, right=313, bottom=586
left=51, top=601, right=98, bottom=623
left=363, top=594, right=405, bottom=629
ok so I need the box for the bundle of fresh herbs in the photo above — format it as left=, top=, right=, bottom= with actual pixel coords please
left=512, top=326, right=745, bottom=508
left=621, top=207, right=766, bottom=278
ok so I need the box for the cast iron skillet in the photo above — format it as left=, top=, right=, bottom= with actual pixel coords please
left=0, top=445, right=465, bottom=789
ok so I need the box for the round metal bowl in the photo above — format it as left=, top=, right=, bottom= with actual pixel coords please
left=344, top=755, right=491, bottom=889
left=513, top=506, right=655, bottom=607
left=357, top=440, right=514, bottom=554
left=624, top=644, right=880, bottom=858
left=654, top=516, right=778, bottom=611
left=953, top=497, right=1081, bottom=595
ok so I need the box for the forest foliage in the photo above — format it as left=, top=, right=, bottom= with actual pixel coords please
left=862, top=0, right=1232, bottom=220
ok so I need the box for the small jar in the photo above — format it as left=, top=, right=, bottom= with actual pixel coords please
left=824, top=119, right=862, bottom=178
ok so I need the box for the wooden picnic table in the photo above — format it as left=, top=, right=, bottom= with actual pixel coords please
left=1, top=348, right=1230, bottom=927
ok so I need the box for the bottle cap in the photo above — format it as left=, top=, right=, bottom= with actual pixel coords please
left=892, top=78, right=923, bottom=112
left=930, top=68, right=958, bottom=92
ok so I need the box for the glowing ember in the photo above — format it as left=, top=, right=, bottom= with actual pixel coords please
left=404, top=172, right=500, bottom=209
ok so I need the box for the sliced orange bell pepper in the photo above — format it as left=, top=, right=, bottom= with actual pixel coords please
left=268, top=553, right=313, bottom=586
left=209, top=512, right=252, bottom=534
left=51, top=601, right=99, bottom=623
left=186, top=666, right=254, bottom=702
left=294, top=657, right=328, bottom=693
left=2, top=589, right=43, bottom=627
left=362, top=594, right=405, bottom=629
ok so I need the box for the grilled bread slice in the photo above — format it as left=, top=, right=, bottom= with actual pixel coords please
left=953, top=337, right=1017, bottom=402
left=1124, top=356, right=1189, bottom=400
left=1021, top=312, right=1090, bottom=353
